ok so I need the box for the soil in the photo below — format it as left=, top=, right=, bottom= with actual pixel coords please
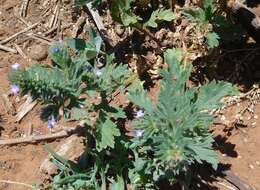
left=0, top=0, right=260, bottom=190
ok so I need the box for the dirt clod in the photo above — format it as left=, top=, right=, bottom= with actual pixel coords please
left=28, top=44, right=48, bottom=61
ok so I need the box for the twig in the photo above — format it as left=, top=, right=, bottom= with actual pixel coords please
left=222, top=170, right=255, bottom=190
left=0, top=180, right=33, bottom=189
left=85, top=2, right=114, bottom=47
left=0, top=22, right=39, bottom=44
left=0, top=127, right=79, bottom=146
left=14, top=43, right=28, bottom=59
left=20, top=0, right=30, bottom=17
left=48, top=4, right=59, bottom=28
left=217, top=182, right=238, bottom=190
left=0, top=44, right=17, bottom=53
left=15, top=96, right=37, bottom=122
left=72, top=16, right=86, bottom=37
left=25, top=33, right=52, bottom=45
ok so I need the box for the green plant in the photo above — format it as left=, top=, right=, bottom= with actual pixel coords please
left=31, top=46, right=236, bottom=190
left=10, top=29, right=131, bottom=118
left=183, top=0, right=224, bottom=48
left=126, top=48, right=237, bottom=188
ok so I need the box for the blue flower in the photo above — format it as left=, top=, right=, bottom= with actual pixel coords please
left=135, top=130, right=144, bottom=138
left=53, top=47, right=60, bottom=53
left=10, top=84, right=20, bottom=94
left=47, top=115, right=57, bottom=129
left=94, top=69, right=102, bottom=77
left=135, top=110, right=145, bottom=119
left=11, top=63, right=20, bottom=70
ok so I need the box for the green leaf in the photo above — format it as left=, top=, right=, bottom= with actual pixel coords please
left=121, top=12, right=141, bottom=26
left=66, top=38, right=87, bottom=51
left=196, top=80, right=238, bottom=110
left=70, top=107, right=89, bottom=121
left=96, top=116, right=120, bottom=151
left=111, top=175, right=125, bottom=190
left=187, top=137, right=219, bottom=170
left=49, top=42, right=71, bottom=68
left=145, top=9, right=175, bottom=28
left=206, top=32, right=220, bottom=48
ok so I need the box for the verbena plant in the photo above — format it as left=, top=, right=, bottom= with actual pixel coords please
left=12, top=34, right=236, bottom=189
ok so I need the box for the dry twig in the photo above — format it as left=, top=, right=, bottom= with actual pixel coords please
left=0, top=22, right=39, bottom=44
left=0, top=44, right=17, bottom=53
left=0, top=180, right=33, bottom=189
left=0, top=127, right=79, bottom=146
left=15, top=96, right=37, bottom=122
left=20, top=0, right=30, bottom=17
left=222, top=170, right=255, bottom=190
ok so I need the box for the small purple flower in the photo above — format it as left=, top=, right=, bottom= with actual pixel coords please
left=11, top=63, right=20, bottom=70
left=10, top=84, right=20, bottom=94
left=94, top=69, right=102, bottom=77
left=47, top=115, right=57, bottom=129
left=135, top=130, right=144, bottom=138
left=53, top=47, right=60, bottom=53
left=135, top=110, right=145, bottom=119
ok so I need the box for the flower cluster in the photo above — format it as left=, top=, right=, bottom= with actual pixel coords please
left=47, top=115, right=57, bottom=129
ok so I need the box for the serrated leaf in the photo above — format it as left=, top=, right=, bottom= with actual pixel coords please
left=187, top=137, right=218, bottom=170
left=145, top=9, right=175, bottom=28
left=206, top=32, right=220, bottom=48
left=96, top=117, right=120, bottom=151
left=196, top=80, right=238, bottom=110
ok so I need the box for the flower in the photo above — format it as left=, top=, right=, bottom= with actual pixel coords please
left=11, top=63, right=20, bottom=70
left=53, top=47, right=60, bottom=53
left=10, top=84, right=20, bottom=94
left=94, top=69, right=102, bottom=77
left=47, top=115, right=57, bottom=129
left=135, top=110, right=145, bottom=119
left=135, top=130, right=144, bottom=138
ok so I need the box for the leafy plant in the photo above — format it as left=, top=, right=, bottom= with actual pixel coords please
left=34, top=47, right=237, bottom=190
left=183, top=0, right=223, bottom=48
left=127, top=48, right=237, bottom=187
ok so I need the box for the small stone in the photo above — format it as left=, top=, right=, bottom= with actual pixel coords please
left=254, top=115, right=258, bottom=119
left=249, top=164, right=254, bottom=169
left=256, top=161, right=260, bottom=166
left=221, top=115, right=226, bottom=121
left=29, top=44, right=48, bottom=61
left=243, top=138, right=248, bottom=143
left=252, top=122, right=256, bottom=127
left=237, top=155, right=242, bottom=159
left=222, top=154, right=227, bottom=157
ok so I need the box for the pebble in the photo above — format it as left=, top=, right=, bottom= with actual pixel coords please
left=249, top=164, right=254, bottom=169
left=256, top=161, right=260, bottom=166
left=29, top=44, right=48, bottom=61
left=254, top=115, right=258, bottom=119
